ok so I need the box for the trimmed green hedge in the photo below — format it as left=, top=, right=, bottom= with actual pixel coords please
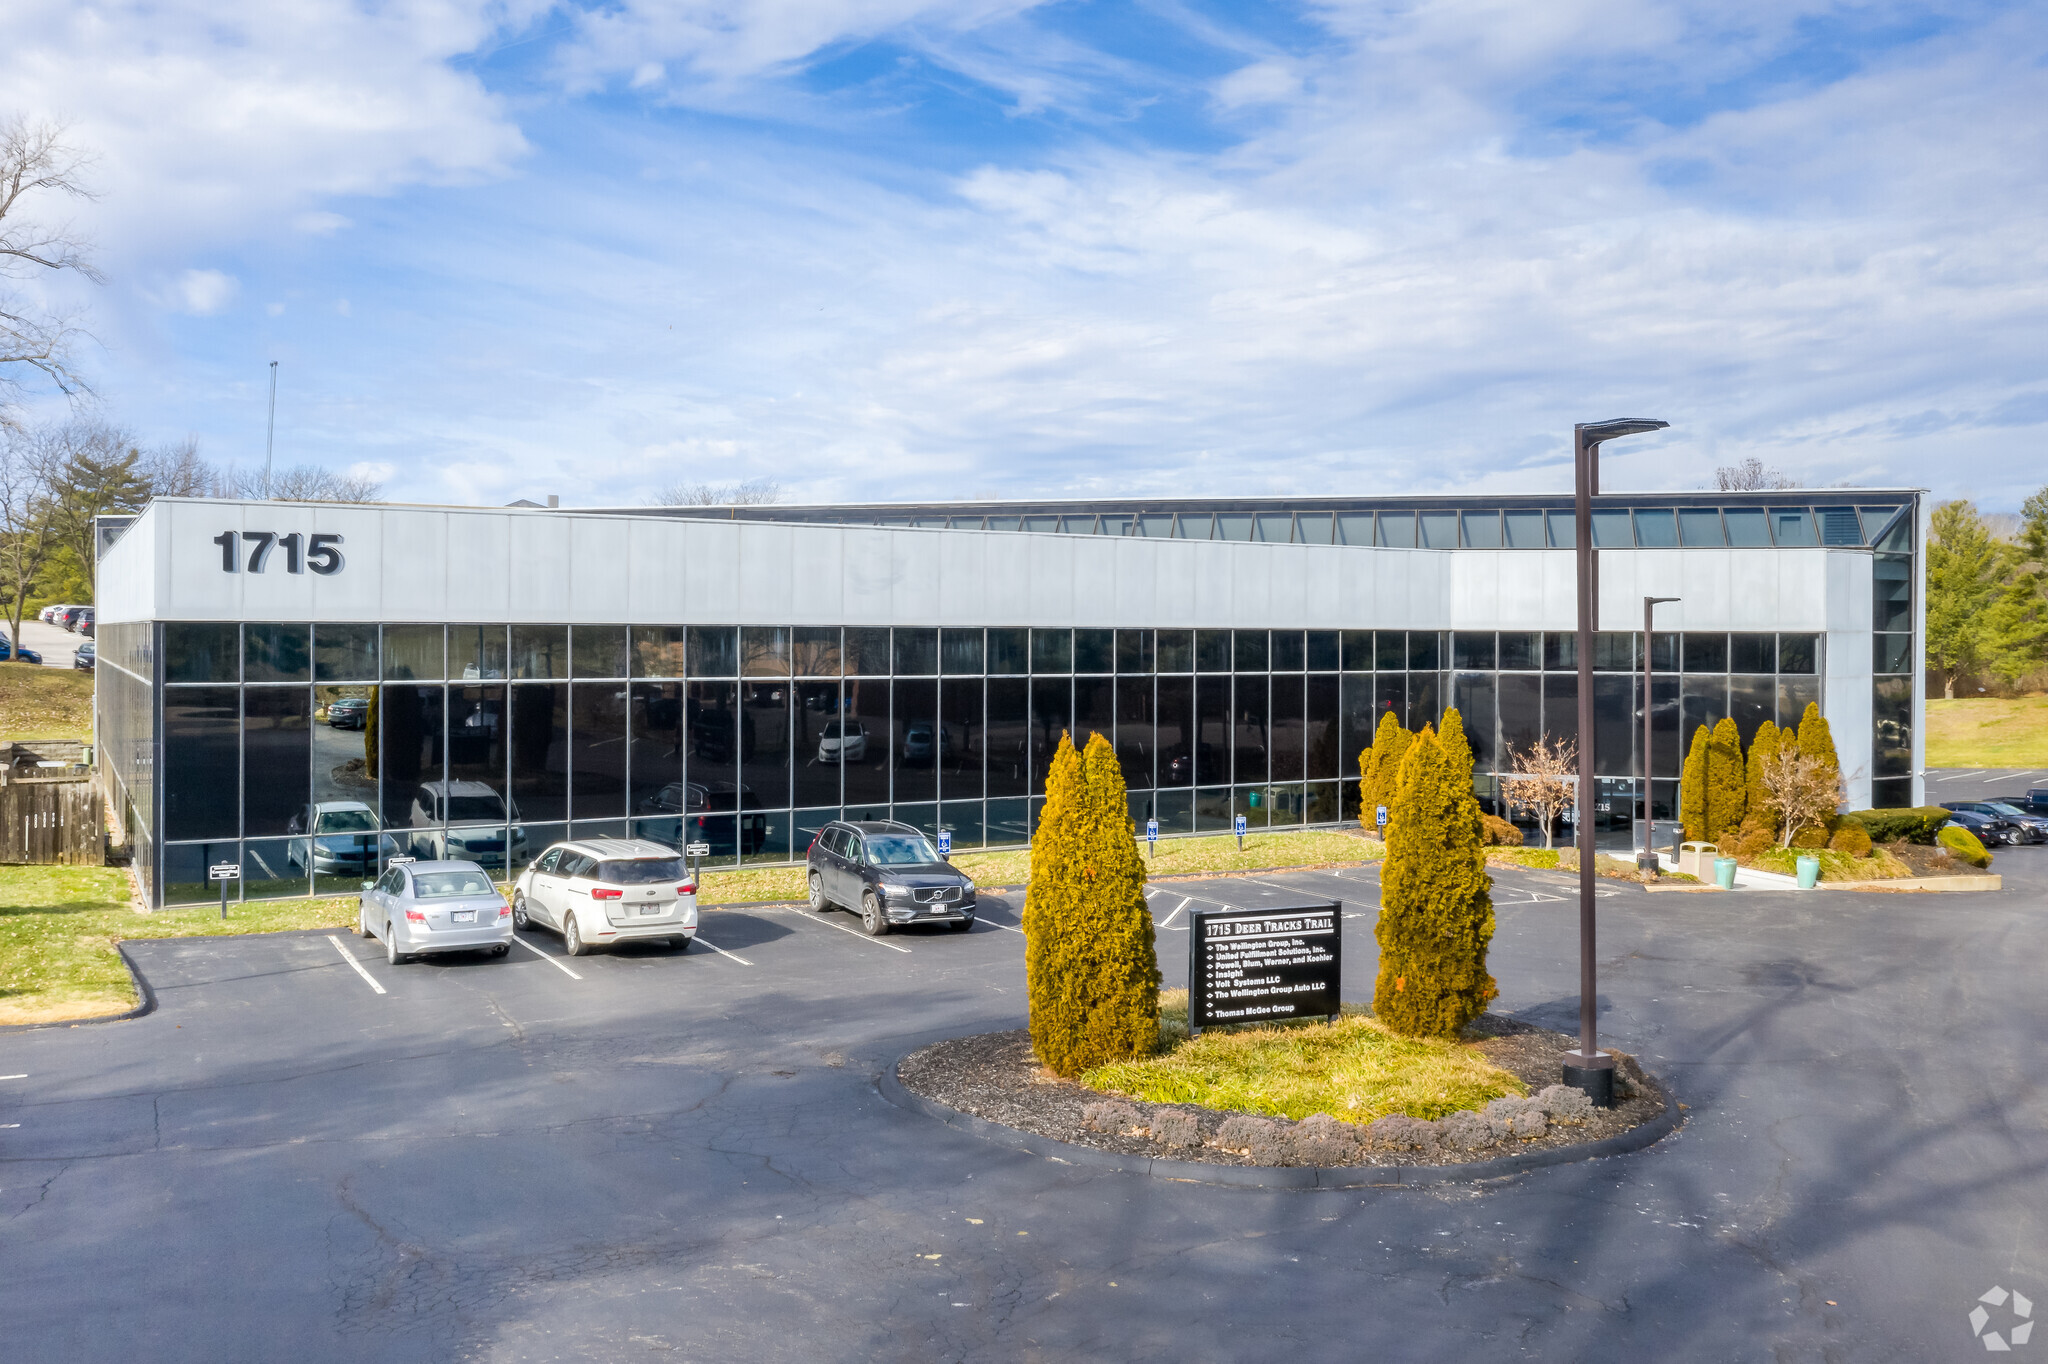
left=1845, top=807, right=1953, bottom=844
left=1937, top=825, right=1992, bottom=868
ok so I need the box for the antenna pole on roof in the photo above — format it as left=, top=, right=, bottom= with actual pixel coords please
left=263, top=360, right=279, bottom=498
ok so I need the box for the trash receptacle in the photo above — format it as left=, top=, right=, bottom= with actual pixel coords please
left=1796, top=855, right=1821, bottom=889
left=1714, top=856, right=1737, bottom=890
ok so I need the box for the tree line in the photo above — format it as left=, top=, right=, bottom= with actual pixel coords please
left=1926, top=491, right=2048, bottom=697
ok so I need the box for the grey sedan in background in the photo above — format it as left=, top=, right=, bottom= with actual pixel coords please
left=359, top=860, right=513, bottom=965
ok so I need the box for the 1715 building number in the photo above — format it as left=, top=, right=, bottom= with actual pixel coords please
left=212, top=531, right=345, bottom=575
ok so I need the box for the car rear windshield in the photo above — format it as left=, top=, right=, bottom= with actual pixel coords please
left=316, top=808, right=378, bottom=833
left=866, top=834, right=940, bottom=866
left=599, top=858, right=686, bottom=884
left=412, top=871, right=496, bottom=898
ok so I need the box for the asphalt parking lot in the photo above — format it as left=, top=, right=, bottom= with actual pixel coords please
left=3, top=787, right=2046, bottom=1361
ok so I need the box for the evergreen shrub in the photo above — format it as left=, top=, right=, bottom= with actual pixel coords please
left=1745, top=721, right=1781, bottom=838
left=1937, top=824, right=1992, bottom=868
left=1359, top=711, right=1412, bottom=833
left=1025, top=732, right=1163, bottom=1077
left=1845, top=808, right=1955, bottom=844
left=1479, top=813, right=1523, bottom=846
left=1827, top=823, right=1874, bottom=858
left=1374, top=722, right=1497, bottom=1039
left=1706, top=717, right=1746, bottom=842
left=1679, top=725, right=1710, bottom=842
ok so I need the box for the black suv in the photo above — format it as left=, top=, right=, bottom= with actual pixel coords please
left=1943, top=801, right=2048, bottom=844
left=805, top=820, right=975, bottom=935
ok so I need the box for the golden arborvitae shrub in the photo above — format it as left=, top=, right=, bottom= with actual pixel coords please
left=1359, top=709, right=1411, bottom=833
left=1793, top=702, right=1844, bottom=843
left=1745, top=721, right=1782, bottom=839
left=1679, top=725, right=1710, bottom=842
left=1024, top=731, right=1162, bottom=1077
left=1706, top=717, right=1747, bottom=843
left=1373, top=724, right=1497, bottom=1039
left=1828, top=822, right=1874, bottom=858
left=1479, top=813, right=1524, bottom=846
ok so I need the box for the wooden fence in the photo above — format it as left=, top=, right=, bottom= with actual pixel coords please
left=0, top=777, right=104, bottom=865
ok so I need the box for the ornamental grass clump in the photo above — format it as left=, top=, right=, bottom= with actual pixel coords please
left=1373, top=714, right=1497, bottom=1039
left=1024, top=731, right=1162, bottom=1078
left=1082, top=990, right=1524, bottom=1124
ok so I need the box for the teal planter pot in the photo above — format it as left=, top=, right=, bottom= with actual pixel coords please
left=1713, top=857, right=1738, bottom=890
left=1796, top=855, right=1821, bottom=889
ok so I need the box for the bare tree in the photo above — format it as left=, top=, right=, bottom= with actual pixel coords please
left=1499, top=736, right=1577, bottom=850
left=1758, top=747, right=1842, bottom=848
left=1714, top=457, right=1796, bottom=492
left=0, top=426, right=60, bottom=659
left=229, top=463, right=383, bottom=502
left=139, top=436, right=210, bottom=497
left=0, top=116, right=102, bottom=427
left=658, top=478, right=781, bottom=507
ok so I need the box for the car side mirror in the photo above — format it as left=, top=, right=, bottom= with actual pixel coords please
left=360, top=880, right=374, bottom=891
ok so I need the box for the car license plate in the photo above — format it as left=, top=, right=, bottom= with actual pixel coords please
left=452, top=910, right=475, bottom=923
left=639, top=905, right=663, bottom=915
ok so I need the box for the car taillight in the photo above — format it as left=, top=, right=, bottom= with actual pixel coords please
left=592, top=887, right=623, bottom=900
left=498, top=905, right=512, bottom=917
left=405, top=910, right=427, bottom=922
left=677, top=883, right=695, bottom=896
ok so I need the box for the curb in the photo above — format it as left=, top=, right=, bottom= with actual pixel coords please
left=876, top=1056, right=1684, bottom=1190
left=0, top=940, right=157, bottom=1033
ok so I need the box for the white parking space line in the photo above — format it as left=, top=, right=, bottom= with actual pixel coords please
left=693, top=936, right=753, bottom=966
left=325, top=936, right=387, bottom=995
left=783, top=909, right=914, bottom=953
left=0, top=1074, right=25, bottom=1080
left=1157, top=897, right=1191, bottom=928
left=512, top=934, right=584, bottom=979
left=1935, top=770, right=1985, bottom=781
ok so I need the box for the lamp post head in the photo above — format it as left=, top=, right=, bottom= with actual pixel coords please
left=1578, top=418, right=1668, bottom=445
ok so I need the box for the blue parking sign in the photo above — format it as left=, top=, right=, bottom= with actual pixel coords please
left=1145, top=817, right=1159, bottom=841
left=937, top=830, right=952, bottom=858
left=1234, top=814, right=1247, bottom=837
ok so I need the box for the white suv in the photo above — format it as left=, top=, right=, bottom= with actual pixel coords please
left=511, top=838, right=699, bottom=956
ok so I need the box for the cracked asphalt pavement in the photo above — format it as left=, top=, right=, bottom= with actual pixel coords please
left=3, top=794, right=2045, bottom=1360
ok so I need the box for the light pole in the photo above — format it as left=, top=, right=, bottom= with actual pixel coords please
left=1566, top=418, right=1669, bottom=1108
left=1639, top=595, right=1680, bottom=873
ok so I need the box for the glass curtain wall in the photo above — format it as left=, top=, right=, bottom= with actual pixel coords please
left=151, top=621, right=1833, bottom=903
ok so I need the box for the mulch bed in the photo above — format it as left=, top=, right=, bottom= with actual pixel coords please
left=1883, top=840, right=1996, bottom=877
left=897, top=1014, right=1668, bottom=1170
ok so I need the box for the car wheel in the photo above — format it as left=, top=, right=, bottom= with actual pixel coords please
left=563, top=912, right=587, bottom=957
left=673, top=936, right=691, bottom=952
left=386, top=927, right=406, bottom=966
left=808, top=870, right=829, bottom=911
left=512, top=893, right=531, bottom=929
left=949, top=918, right=973, bottom=932
left=860, top=890, right=889, bottom=936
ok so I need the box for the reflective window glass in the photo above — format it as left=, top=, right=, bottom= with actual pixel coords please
left=1503, top=510, right=1546, bottom=548
left=1460, top=511, right=1501, bottom=548
left=243, top=687, right=310, bottom=837
left=1770, top=508, right=1816, bottom=546
left=792, top=627, right=842, bottom=677
left=1546, top=510, right=1576, bottom=548
left=449, top=625, right=508, bottom=681
left=382, top=625, right=444, bottom=680
left=243, top=624, right=310, bottom=683
left=1234, top=631, right=1268, bottom=672
left=632, top=626, right=688, bottom=678
left=1375, top=631, right=1405, bottom=671
left=1590, top=509, right=1633, bottom=547
left=1138, top=514, right=1174, bottom=538
left=1875, top=634, right=1912, bottom=674
left=1407, top=632, right=1440, bottom=671
left=1816, top=507, right=1862, bottom=545
left=1859, top=506, right=1902, bottom=542
left=987, top=628, right=1029, bottom=675
left=1723, top=508, right=1770, bottom=546
left=1633, top=510, right=1679, bottom=548
left=688, top=626, right=738, bottom=677
left=893, top=628, right=938, bottom=676
left=1453, top=632, right=1495, bottom=670
left=1778, top=635, right=1818, bottom=674
left=1498, top=631, right=1539, bottom=670
left=1678, top=508, right=1724, bottom=546
left=1254, top=513, right=1292, bottom=543
left=166, top=623, right=238, bottom=683
left=1297, top=513, right=1334, bottom=545
left=1174, top=513, right=1212, bottom=539
left=1418, top=512, right=1458, bottom=548
left=1730, top=633, right=1775, bottom=673
left=1684, top=633, right=1728, bottom=672
left=1305, top=630, right=1338, bottom=671
left=313, top=624, right=378, bottom=683
left=941, top=629, right=984, bottom=675
left=1336, top=513, right=1374, bottom=546
left=1375, top=513, right=1416, bottom=548
left=571, top=625, right=627, bottom=679
left=1271, top=630, right=1305, bottom=671
left=511, top=625, right=568, bottom=679
left=1115, top=629, right=1154, bottom=675
left=1155, top=629, right=1192, bottom=673
left=846, top=628, right=891, bottom=675
left=742, top=626, right=792, bottom=677
left=1021, top=516, right=1057, bottom=533
left=1031, top=629, right=1071, bottom=673
left=1074, top=629, right=1113, bottom=674
left=1195, top=630, right=1231, bottom=672
left=509, top=683, right=568, bottom=822
left=1060, top=515, right=1095, bottom=535
left=1215, top=513, right=1253, bottom=542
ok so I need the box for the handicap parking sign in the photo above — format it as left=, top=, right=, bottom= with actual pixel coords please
left=937, top=830, right=952, bottom=858
left=1234, top=814, right=1247, bottom=837
left=1145, top=817, right=1158, bottom=841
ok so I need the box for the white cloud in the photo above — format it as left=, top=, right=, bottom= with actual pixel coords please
left=293, top=211, right=352, bottom=236
left=173, top=268, right=238, bottom=315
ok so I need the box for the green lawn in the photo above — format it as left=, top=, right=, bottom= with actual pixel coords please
left=1082, top=989, right=1524, bottom=1124
left=0, top=663, right=94, bottom=741
left=1925, top=696, right=2048, bottom=768
left=693, top=827, right=1384, bottom=906
left=0, top=866, right=354, bottom=1025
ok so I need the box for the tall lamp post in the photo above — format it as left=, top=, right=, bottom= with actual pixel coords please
left=1639, top=595, right=1680, bottom=873
left=1565, top=418, right=1669, bottom=1108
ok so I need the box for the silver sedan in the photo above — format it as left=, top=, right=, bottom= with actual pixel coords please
left=358, top=860, right=514, bottom=965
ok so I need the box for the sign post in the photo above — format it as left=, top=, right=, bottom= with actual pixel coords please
left=1145, top=816, right=1158, bottom=860
left=936, top=829, right=952, bottom=860
left=685, top=841, right=711, bottom=887
left=1375, top=804, right=1389, bottom=834
left=208, top=861, right=241, bottom=919
left=1187, top=901, right=1341, bottom=1038
left=1233, top=812, right=1247, bottom=852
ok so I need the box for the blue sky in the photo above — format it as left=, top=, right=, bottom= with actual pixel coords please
left=5, top=0, right=2045, bottom=509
